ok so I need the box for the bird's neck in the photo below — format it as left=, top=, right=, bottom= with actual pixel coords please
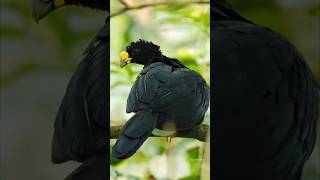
left=142, top=55, right=163, bottom=67
left=142, top=55, right=186, bottom=69
left=162, top=56, right=187, bottom=68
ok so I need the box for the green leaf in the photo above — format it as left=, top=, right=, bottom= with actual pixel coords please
left=186, top=147, right=201, bottom=176
left=187, top=147, right=199, bottom=159
left=110, top=149, right=122, bottom=166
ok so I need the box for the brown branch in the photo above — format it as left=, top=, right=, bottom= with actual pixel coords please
left=110, top=124, right=209, bottom=142
left=110, top=0, right=210, bottom=18
left=117, top=0, right=129, bottom=8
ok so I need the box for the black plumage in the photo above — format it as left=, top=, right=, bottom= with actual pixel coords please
left=51, top=22, right=109, bottom=180
left=32, top=0, right=109, bottom=179
left=112, top=40, right=210, bottom=159
left=52, top=23, right=109, bottom=164
left=212, top=1, right=319, bottom=180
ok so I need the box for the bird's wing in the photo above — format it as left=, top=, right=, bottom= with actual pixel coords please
left=126, top=62, right=209, bottom=130
left=126, top=63, right=206, bottom=111
left=52, top=23, right=109, bottom=164
left=126, top=62, right=174, bottom=113
left=212, top=21, right=319, bottom=179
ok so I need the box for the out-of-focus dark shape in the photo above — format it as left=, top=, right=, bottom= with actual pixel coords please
left=32, top=0, right=56, bottom=23
left=212, top=0, right=319, bottom=179
left=64, top=155, right=108, bottom=180
left=52, top=23, right=109, bottom=164
left=32, top=0, right=108, bottom=23
left=33, top=0, right=109, bottom=179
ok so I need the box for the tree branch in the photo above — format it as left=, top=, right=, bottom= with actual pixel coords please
left=117, top=0, right=129, bottom=8
left=110, top=124, right=209, bottom=142
left=110, top=0, right=210, bottom=18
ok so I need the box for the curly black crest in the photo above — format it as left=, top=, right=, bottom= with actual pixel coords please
left=126, top=39, right=160, bottom=53
left=126, top=39, right=163, bottom=65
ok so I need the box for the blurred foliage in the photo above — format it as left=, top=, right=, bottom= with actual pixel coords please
left=110, top=1, right=210, bottom=179
left=0, top=0, right=105, bottom=89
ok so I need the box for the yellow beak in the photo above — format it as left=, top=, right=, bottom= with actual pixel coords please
left=119, top=51, right=132, bottom=68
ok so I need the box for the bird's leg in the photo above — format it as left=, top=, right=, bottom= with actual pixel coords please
left=165, top=136, right=173, bottom=142
left=165, top=136, right=173, bottom=151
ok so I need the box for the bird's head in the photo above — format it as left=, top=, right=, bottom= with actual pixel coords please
left=119, top=39, right=162, bottom=68
left=32, top=0, right=103, bottom=23
left=32, top=0, right=67, bottom=23
left=32, top=0, right=108, bottom=23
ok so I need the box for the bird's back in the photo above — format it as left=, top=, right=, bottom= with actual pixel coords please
left=212, top=18, right=319, bottom=180
left=127, top=62, right=209, bottom=131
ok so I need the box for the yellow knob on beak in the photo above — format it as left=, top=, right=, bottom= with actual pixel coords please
left=120, top=51, right=129, bottom=60
left=120, top=51, right=132, bottom=68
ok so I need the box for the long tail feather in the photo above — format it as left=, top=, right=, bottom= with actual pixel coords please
left=112, top=111, right=158, bottom=159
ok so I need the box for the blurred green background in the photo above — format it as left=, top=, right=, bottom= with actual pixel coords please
left=0, top=0, right=319, bottom=180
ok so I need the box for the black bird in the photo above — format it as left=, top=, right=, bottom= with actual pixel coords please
left=112, top=40, right=210, bottom=159
left=212, top=0, right=319, bottom=180
left=32, top=0, right=109, bottom=179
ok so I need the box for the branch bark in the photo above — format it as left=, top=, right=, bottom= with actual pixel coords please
left=117, top=0, right=129, bottom=8
left=110, top=0, right=210, bottom=18
left=110, top=124, right=209, bottom=142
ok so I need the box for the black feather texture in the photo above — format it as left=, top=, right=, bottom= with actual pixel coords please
left=212, top=1, right=319, bottom=179
left=112, top=111, right=158, bottom=159
left=125, top=39, right=162, bottom=65
left=112, top=61, right=209, bottom=159
left=52, top=23, right=109, bottom=164
left=126, top=39, right=161, bottom=53
left=125, top=39, right=186, bottom=68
